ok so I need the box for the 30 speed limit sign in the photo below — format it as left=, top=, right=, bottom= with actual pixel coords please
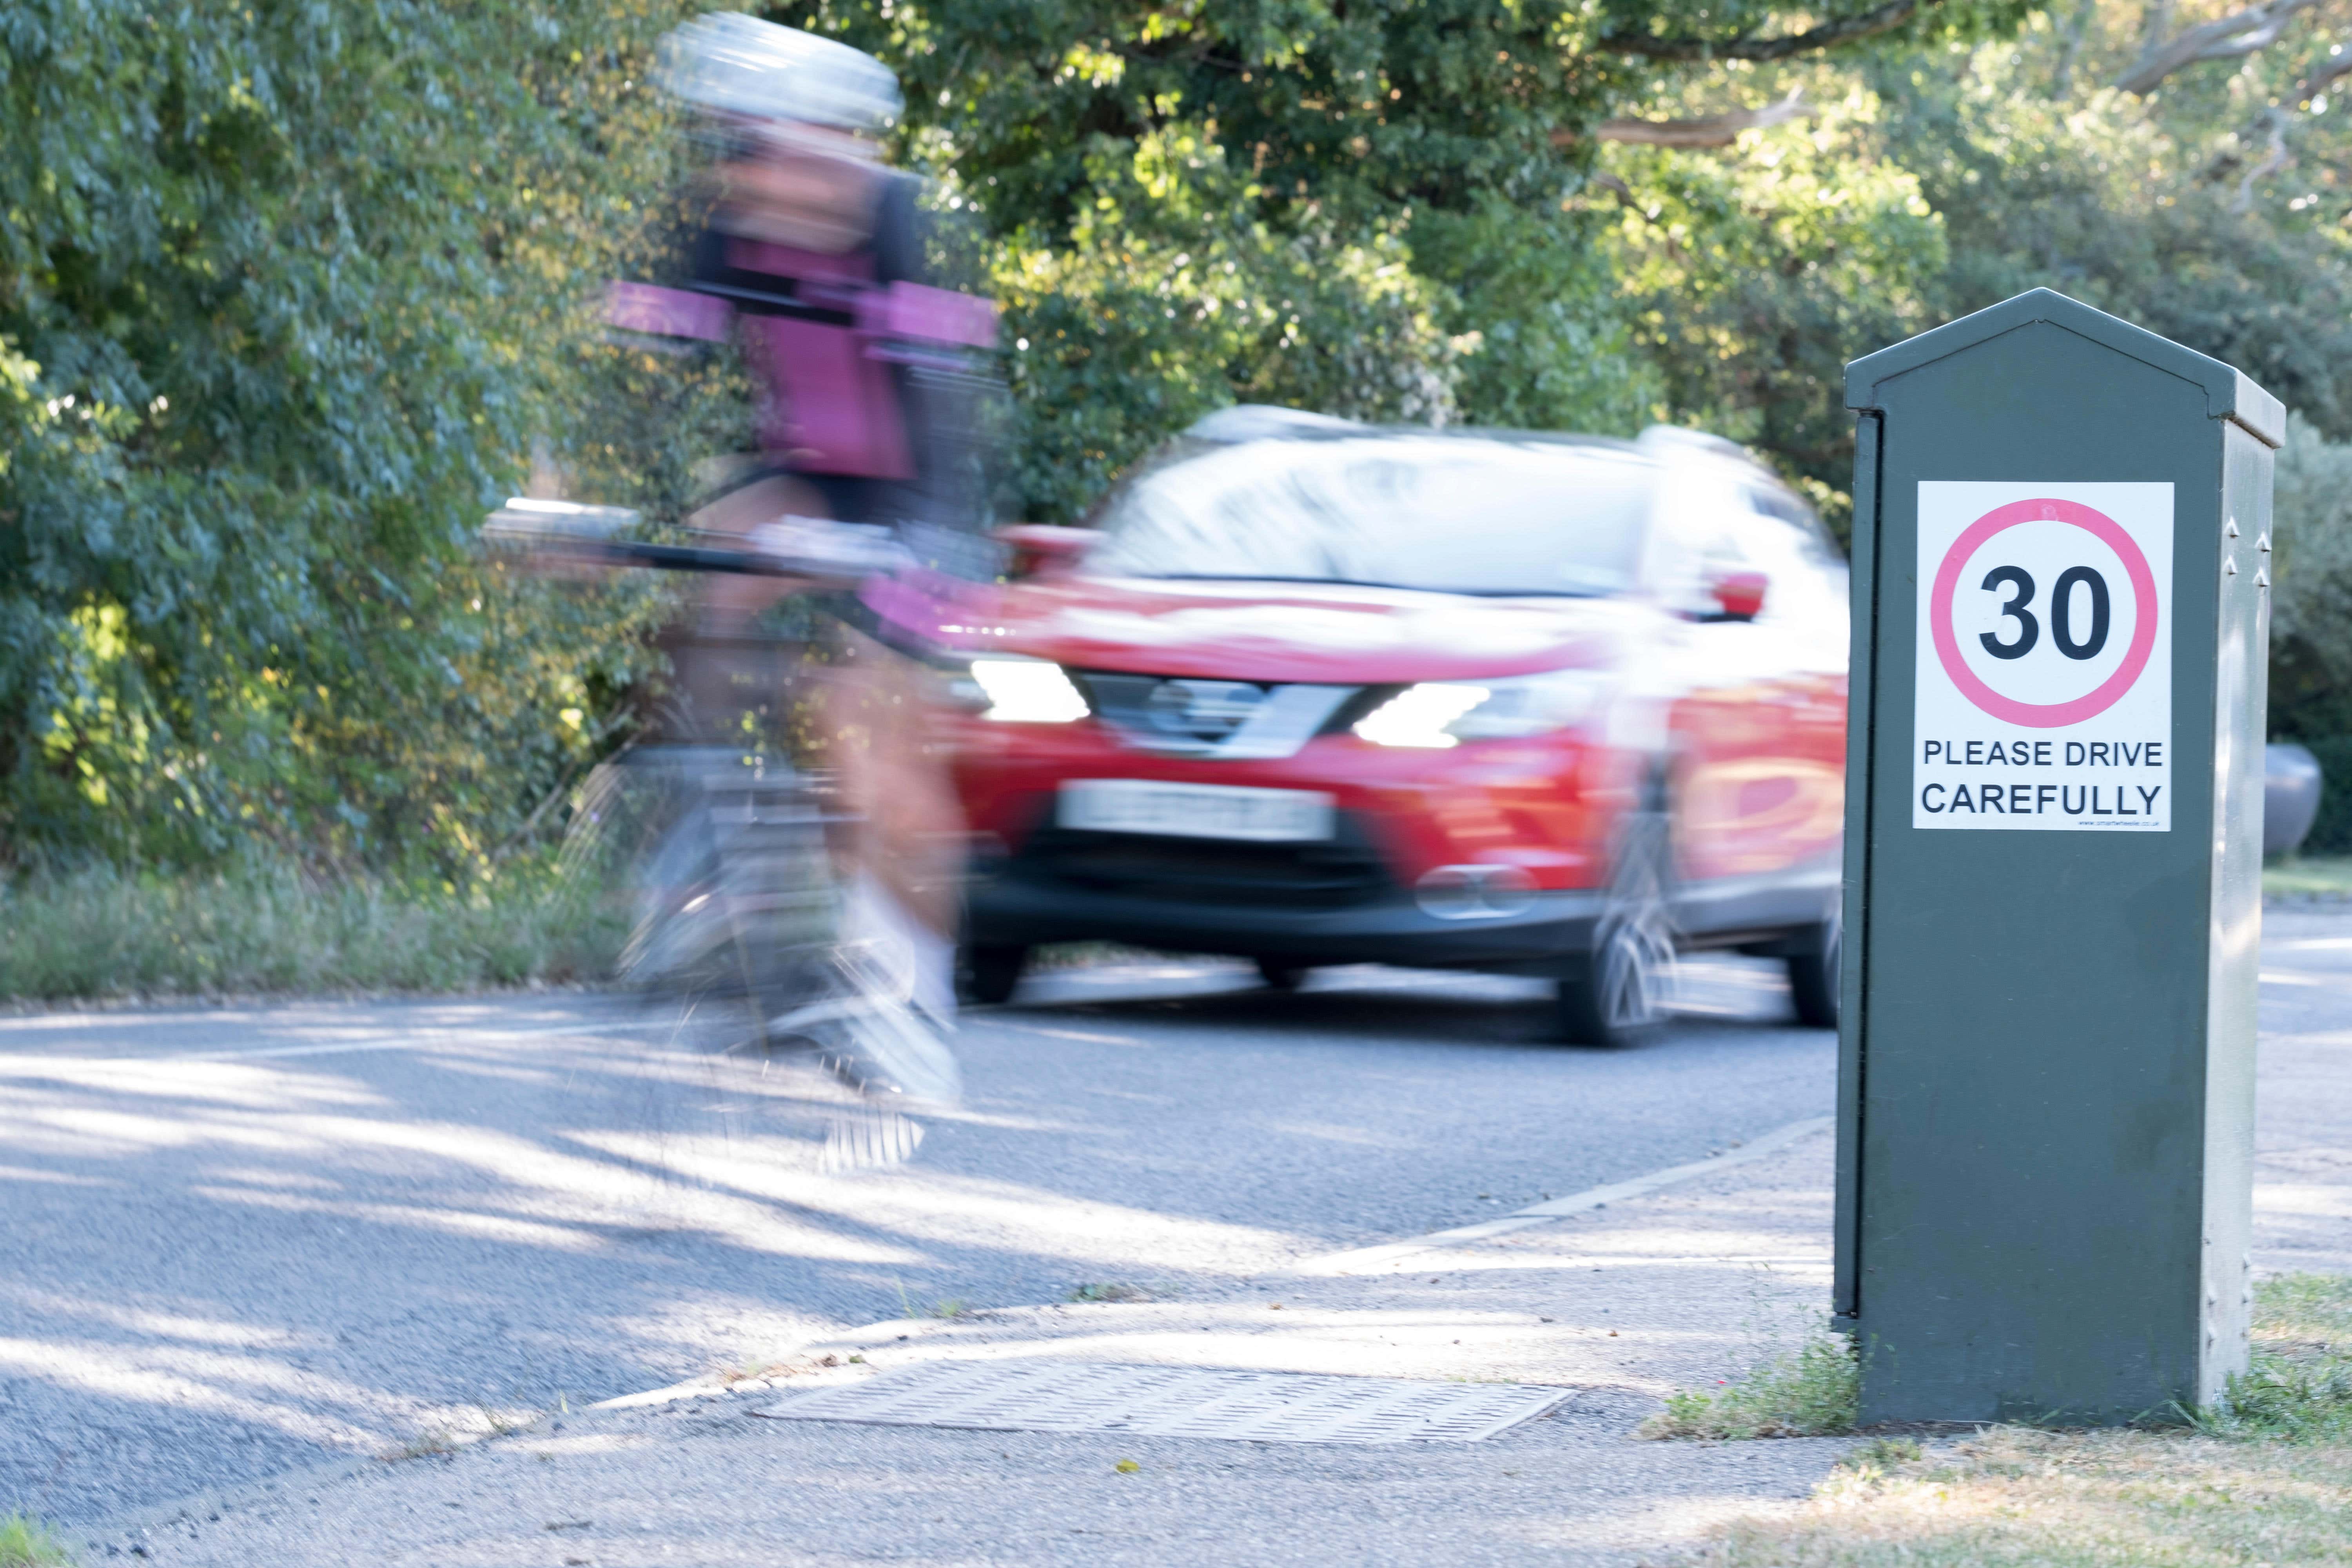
left=1913, top=482, right=2172, bottom=831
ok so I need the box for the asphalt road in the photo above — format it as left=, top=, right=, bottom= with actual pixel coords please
left=0, top=952, right=1833, bottom=1528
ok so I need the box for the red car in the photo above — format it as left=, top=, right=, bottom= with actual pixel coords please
left=942, top=409, right=1849, bottom=1044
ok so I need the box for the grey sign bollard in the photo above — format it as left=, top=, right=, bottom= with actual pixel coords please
left=1837, top=289, right=2280, bottom=1424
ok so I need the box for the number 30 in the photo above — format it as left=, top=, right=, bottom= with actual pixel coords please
left=1978, top=566, right=2109, bottom=662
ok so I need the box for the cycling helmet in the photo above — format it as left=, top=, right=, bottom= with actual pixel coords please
left=657, top=13, right=902, bottom=132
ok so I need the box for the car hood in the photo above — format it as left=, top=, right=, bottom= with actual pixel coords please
left=965, top=575, right=1642, bottom=684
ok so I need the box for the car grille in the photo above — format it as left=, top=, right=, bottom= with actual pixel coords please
left=1006, top=813, right=1396, bottom=911
left=1071, top=671, right=1387, bottom=754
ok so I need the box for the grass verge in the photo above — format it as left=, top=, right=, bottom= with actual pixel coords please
left=1671, top=1274, right=2352, bottom=1566
left=1693, top=1426, right=2352, bottom=1566
left=2265, top=854, right=2352, bottom=900
left=1641, top=1332, right=1860, bottom=1439
left=380, top=1428, right=463, bottom=1462
left=0, top=858, right=627, bottom=1002
left=0, top=1513, right=72, bottom=1567
left=1070, top=1282, right=1157, bottom=1303
left=1029, top=941, right=1192, bottom=971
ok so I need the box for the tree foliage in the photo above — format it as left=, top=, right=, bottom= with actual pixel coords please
left=1877, top=15, right=2352, bottom=440
left=1566, top=1, right=2352, bottom=537
left=2271, top=414, right=2352, bottom=739
left=811, top=0, right=2034, bottom=516
left=14, top=0, right=2352, bottom=868
left=1594, top=67, right=1949, bottom=531
left=0, top=0, right=715, bottom=871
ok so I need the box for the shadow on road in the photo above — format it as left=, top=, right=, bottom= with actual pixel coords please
left=0, top=955, right=1824, bottom=1527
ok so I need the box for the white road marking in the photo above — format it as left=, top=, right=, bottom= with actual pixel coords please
left=1273, top=1115, right=1835, bottom=1278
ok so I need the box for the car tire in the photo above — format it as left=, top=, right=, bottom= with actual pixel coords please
left=1553, top=790, right=1675, bottom=1048
left=1553, top=920, right=1671, bottom=1047
left=962, top=944, right=1029, bottom=1006
left=1256, top=957, right=1310, bottom=991
left=1785, top=918, right=1840, bottom=1030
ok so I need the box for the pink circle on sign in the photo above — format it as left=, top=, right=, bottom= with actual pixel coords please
left=1929, top=497, right=2160, bottom=729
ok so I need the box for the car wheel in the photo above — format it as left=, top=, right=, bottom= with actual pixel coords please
left=1256, top=957, right=1310, bottom=991
left=1553, top=789, right=1675, bottom=1047
left=1554, top=919, right=1672, bottom=1047
left=1785, top=918, right=1840, bottom=1030
left=961, top=944, right=1029, bottom=1006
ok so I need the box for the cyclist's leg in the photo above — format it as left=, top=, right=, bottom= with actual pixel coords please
left=811, top=626, right=965, bottom=999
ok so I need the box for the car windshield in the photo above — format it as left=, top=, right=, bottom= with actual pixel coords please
left=1086, top=436, right=1652, bottom=597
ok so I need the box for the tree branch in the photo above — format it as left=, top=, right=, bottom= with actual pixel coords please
left=1601, top=0, right=1931, bottom=62
left=1588, top=171, right=1650, bottom=215
left=2205, top=47, right=2352, bottom=206
left=1573, top=90, right=1816, bottom=147
left=2198, top=12, right=2301, bottom=58
left=2294, top=44, right=2352, bottom=100
left=2114, top=0, right=2319, bottom=93
left=2234, top=107, right=2294, bottom=209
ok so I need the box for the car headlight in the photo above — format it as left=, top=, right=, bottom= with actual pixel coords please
left=1353, top=671, right=1608, bottom=749
left=956, top=657, right=1090, bottom=723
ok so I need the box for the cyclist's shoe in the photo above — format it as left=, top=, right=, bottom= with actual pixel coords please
left=824, top=992, right=962, bottom=1111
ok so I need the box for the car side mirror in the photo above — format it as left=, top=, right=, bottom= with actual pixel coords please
left=994, top=524, right=1096, bottom=579
left=1707, top=570, right=1768, bottom=622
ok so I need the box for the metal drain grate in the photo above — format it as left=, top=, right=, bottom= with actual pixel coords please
left=756, top=1360, right=1568, bottom=1445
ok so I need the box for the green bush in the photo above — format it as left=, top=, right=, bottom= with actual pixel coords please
left=2270, top=418, right=2352, bottom=746
left=2254, top=417, right=2352, bottom=857
left=0, top=0, right=706, bottom=874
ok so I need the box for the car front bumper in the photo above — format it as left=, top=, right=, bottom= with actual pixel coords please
left=964, top=871, right=1610, bottom=971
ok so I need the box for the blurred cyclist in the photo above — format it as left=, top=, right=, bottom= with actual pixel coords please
left=581, top=14, right=1006, bottom=1114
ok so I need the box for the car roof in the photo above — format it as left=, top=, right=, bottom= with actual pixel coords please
left=1183, top=404, right=1637, bottom=457
left=1176, top=405, right=1799, bottom=500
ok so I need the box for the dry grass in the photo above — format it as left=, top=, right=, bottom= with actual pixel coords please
left=1678, top=1274, right=2352, bottom=1566
left=1690, top=1427, right=2352, bottom=1566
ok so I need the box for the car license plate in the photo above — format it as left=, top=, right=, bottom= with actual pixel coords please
left=1057, top=780, right=1334, bottom=842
